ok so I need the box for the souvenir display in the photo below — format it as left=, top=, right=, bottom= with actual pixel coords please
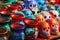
left=0, top=0, right=60, bottom=40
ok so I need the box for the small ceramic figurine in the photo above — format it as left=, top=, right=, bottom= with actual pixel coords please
left=36, top=14, right=45, bottom=23
left=38, top=21, right=50, bottom=39
left=48, top=18, right=59, bottom=35
left=41, top=11, right=52, bottom=20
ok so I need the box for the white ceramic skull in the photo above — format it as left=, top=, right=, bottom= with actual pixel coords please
left=50, top=10, right=60, bottom=20
left=31, top=7, right=40, bottom=16
left=29, top=0, right=37, bottom=9
left=41, top=11, right=52, bottom=20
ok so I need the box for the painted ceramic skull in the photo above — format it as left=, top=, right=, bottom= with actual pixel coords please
left=41, top=11, right=52, bottom=20
left=36, top=14, right=45, bottom=23
left=56, top=19, right=60, bottom=31
left=49, top=18, right=59, bottom=34
left=29, top=0, right=37, bottom=9
left=39, top=22, right=50, bottom=36
left=50, top=10, right=60, bottom=20
left=36, top=0, right=45, bottom=8
left=31, top=7, right=40, bottom=16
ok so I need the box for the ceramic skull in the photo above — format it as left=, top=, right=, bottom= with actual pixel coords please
left=38, top=22, right=50, bottom=38
left=50, top=10, right=60, bottom=20
left=49, top=18, right=59, bottom=35
left=36, top=14, right=45, bottom=23
left=41, top=11, right=52, bottom=20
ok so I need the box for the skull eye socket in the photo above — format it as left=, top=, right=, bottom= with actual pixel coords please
left=37, top=11, right=40, bottom=13
left=48, top=27, right=49, bottom=29
left=30, top=4, right=32, bottom=7
left=46, top=30, right=48, bottom=32
left=32, top=11, right=35, bottom=15
left=43, top=28, right=45, bottom=30
left=38, top=19, right=40, bottom=21
left=48, top=0, right=50, bottom=2
left=38, top=2, right=41, bottom=5
left=54, top=15, right=57, bottom=17
left=50, top=2, right=53, bottom=4
left=52, top=25, right=54, bottom=27
left=44, top=16, right=47, bottom=19
left=49, top=16, right=51, bottom=18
